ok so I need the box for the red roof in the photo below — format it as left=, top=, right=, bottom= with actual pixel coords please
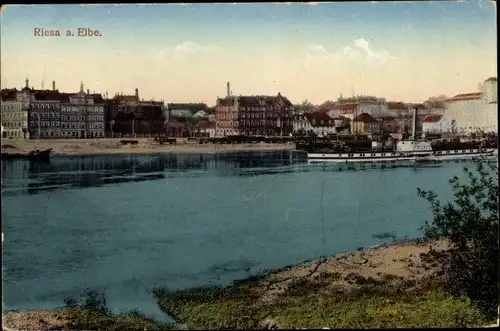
left=198, top=121, right=216, bottom=129
left=423, top=115, right=442, bottom=123
left=354, top=113, right=377, bottom=123
left=340, top=103, right=357, bottom=114
left=446, top=92, right=482, bottom=102
left=485, top=77, right=497, bottom=82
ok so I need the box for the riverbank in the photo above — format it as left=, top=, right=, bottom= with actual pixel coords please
left=2, top=239, right=494, bottom=330
left=154, top=238, right=492, bottom=329
left=1, top=138, right=296, bottom=157
left=2, top=307, right=174, bottom=331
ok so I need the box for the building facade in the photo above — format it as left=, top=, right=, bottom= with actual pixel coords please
left=1, top=79, right=35, bottom=139
left=108, top=89, right=166, bottom=137
left=215, top=93, right=294, bottom=137
left=59, top=83, right=105, bottom=138
left=421, top=115, right=452, bottom=133
left=29, top=88, right=63, bottom=139
left=353, top=113, right=380, bottom=134
left=443, top=77, right=498, bottom=133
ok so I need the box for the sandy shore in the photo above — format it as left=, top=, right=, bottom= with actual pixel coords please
left=1, top=138, right=296, bottom=157
left=237, top=238, right=452, bottom=305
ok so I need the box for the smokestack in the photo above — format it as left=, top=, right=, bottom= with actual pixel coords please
left=226, top=82, right=230, bottom=98
left=135, top=88, right=139, bottom=100
left=52, top=81, right=55, bottom=91
left=87, top=89, right=90, bottom=95
left=412, top=106, right=417, bottom=140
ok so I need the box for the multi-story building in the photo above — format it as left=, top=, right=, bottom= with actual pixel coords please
left=59, top=82, right=105, bottom=138
left=443, top=77, right=498, bottom=133
left=215, top=90, right=294, bottom=137
left=352, top=113, right=380, bottom=134
left=29, top=82, right=63, bottom=139
left=1, top=79, right=35, bottom=139
left=108, top=89, right=166, bottom=137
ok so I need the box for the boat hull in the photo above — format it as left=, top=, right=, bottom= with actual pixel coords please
left=1, top=148, right=52, bottom=162
left=307, top=149, right=497, bottom=164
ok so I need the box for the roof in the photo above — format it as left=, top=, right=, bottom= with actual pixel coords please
left=379, top=116, right=396, bottom=121
left=218, top=93, right=293, bottom=108
left=113, top=94, right=139, bottom=103
left=387, top=102, right=407, bottom=110
left=165, top=120, right=185, bottom=129
left=485, top=77, right=497, bottom=82
left=340, top=103, right=357, bottom=114
left=424, top=101, right=445, bottom=109
left=1, top=88, right=18, bottom=101
left=198, top=121, right=216, bottom=129
left=304, top=111, right=333, bottom=123
left=354, top=113, right=377, bottom=123
left=445, top=92, right=482, bottom=102
left=168, top=103, right=207, bottom=111
left=423, top=115, right=443, bottom=123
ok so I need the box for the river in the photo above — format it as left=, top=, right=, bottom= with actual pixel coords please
left=1, top=151, right=473, bottom=321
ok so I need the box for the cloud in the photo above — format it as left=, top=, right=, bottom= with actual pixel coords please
left=305, top=39, right=394, bottom=65
left=158, top=41, right=220, bottom=60
left=352, top=38, right=395, bottom=64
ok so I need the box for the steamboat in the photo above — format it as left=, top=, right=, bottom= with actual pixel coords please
left=299, top=109, right=497, bottom=163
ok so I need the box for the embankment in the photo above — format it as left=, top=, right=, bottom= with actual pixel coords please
left=1, top=138, right=296, bottom=157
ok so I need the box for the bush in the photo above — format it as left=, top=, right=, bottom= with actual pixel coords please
left=417, top=160, right=499, bottom=319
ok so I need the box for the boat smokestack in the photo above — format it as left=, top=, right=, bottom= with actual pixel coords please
left=412, top=106, right=417, bottom=140
left=227, top=82, right=230, bottom=98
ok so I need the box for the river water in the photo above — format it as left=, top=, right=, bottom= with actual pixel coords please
left=1, top=151, right=473, bottom=320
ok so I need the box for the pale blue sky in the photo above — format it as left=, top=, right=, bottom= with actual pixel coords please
left=1, top=2, right=497, bottom=105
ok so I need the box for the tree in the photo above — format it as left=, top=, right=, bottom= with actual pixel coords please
left=417, top=161, right=499, bottom=320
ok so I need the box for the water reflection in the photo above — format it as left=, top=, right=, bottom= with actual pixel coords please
left=1, top=152, right=306, bottom=196
left=0, top=151, right=464, bottom=196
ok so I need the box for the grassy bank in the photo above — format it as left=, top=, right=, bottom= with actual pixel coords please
left=153, top=240, right=492, bottom=329
left=2, top=291, right=175, bottom=331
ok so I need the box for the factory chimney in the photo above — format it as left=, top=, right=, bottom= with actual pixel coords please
left=135, top=88, right=139, bottom=101
left=52, top=81, right=56, bottom=91
left=412, top=106, right=417, bottom=140
left=226, top=82, right=230, bottom=98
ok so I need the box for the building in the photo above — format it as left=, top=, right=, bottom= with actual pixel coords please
left=193, top=110, right=209, bottom=119
left=328, top=103, right=358, bottom=121
left=443, top=77, right=498, bottom=133
left=293, top=114, right=313, bottom=134
left=353, top=113, right=380, bottom=134
left=108, top=89, right=166, bottom=137
left=215, top=89, right=294, bottom=137
left=196, top=121, right=216, bottom=137
left=385, top=102, right=408, bottom=117
left=59, top=82, right=105, bottom=138
left=29, top=87, right=64, bottom=139
left=422, top=101, right=446, bottom=116
left=168, top=103, right=207, bottom=119
left=304, top=112, right=340, bottom=136
left=0, top=79, right=35, bottom=139
left=165, top=120, right=185, bottom=137
left=421, top=115, right=451, bottom=133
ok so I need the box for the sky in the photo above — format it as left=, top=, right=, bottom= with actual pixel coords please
left=0, top=2, right=497, bottom=106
